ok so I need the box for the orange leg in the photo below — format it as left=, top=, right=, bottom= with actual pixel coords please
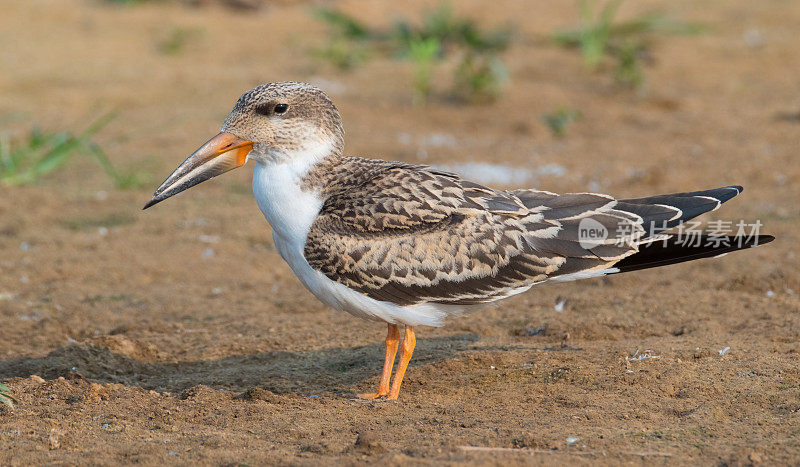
left=358, top=324, right=399, bottom=399
left=387, top=326, right=416, bottom=400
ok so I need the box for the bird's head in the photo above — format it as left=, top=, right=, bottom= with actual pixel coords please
left=144, top=81, right=343, bottom=209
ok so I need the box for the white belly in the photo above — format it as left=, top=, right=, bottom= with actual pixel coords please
left=251, top=161, right=460, bottom=327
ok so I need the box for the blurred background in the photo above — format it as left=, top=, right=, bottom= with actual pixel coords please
left=0, top=0, right=798, bottom=463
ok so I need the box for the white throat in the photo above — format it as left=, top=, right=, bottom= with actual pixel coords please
left=251, top=139, right=333, bottom=246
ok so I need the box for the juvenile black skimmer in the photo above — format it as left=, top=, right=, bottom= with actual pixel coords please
left=145, top=82, right=773, bottom=400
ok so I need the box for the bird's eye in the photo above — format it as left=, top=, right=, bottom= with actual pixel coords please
left=274, top=104, right=288, bottom=114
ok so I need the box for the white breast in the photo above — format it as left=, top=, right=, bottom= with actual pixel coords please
left=251, top=151, right=461, bottom=327
left=252, top=159, right=323, bottom=250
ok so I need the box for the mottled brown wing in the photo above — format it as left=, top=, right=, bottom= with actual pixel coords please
left=303, top=159, right=641, bottom=306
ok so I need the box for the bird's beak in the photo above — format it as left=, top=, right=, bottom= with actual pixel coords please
left=143, top=132, right=253, bottom=209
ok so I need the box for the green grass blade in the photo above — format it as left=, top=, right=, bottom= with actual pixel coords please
left=0, top=136, right=80, bottom=185
left=0, top=383, right=16, bottom=408
left=313, top=8, right=370, bottom=40
left=0, top=133, right=12, bottom=171
left=0, top=112, right=117, bottom=186
left=85, top=141, right=122, bottom=184
left=81, top=111, right=117, bottom=138
left=608, top=13, right=707, bottom=39
left=6, top=131, right=63, bottom=171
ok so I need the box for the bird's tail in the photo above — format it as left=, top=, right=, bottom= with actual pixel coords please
left=615, top=185, right=744, bottom=238
left=609, top=185, right=773, bottom=273
left=613, top=234, right=774, bottom=273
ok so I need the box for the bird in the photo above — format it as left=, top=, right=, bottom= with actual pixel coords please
left=144, top=81, right=773, bottom=400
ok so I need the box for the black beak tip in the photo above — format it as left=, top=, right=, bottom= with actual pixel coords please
left=142, top=197, right=161, bottom=210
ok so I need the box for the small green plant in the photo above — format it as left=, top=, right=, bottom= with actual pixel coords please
left=613, top=40, right=645, bottom=88
left=311, top=4, right=512, bottom=104
left=408, top=36, right=441, bottom=107
left=394, top=5, right=511, bottom=105
left=313, top=8, right=372, bottom=70
left=392, top=4, right=510, bottom=56
left=552, top=0, right=705, bottom=89
left=0, top=382, right=16, bottom=409
left=313, top=38, right=368, bottom=71
left=453, top=52, right=508, bottom=103
left=0, top=114, right=113, bottom=186
left=556, top=0, right=622, bottom=71
left=0, top=114, right=148, bottom=189
left=157, top=26, right=203, bottom=56
left=542, top=106, right=582, bottom=137
left=314, top=8, right=370, bottom=40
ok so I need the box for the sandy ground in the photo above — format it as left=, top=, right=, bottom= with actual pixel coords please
left=1, top=0, right=799, bottom=464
